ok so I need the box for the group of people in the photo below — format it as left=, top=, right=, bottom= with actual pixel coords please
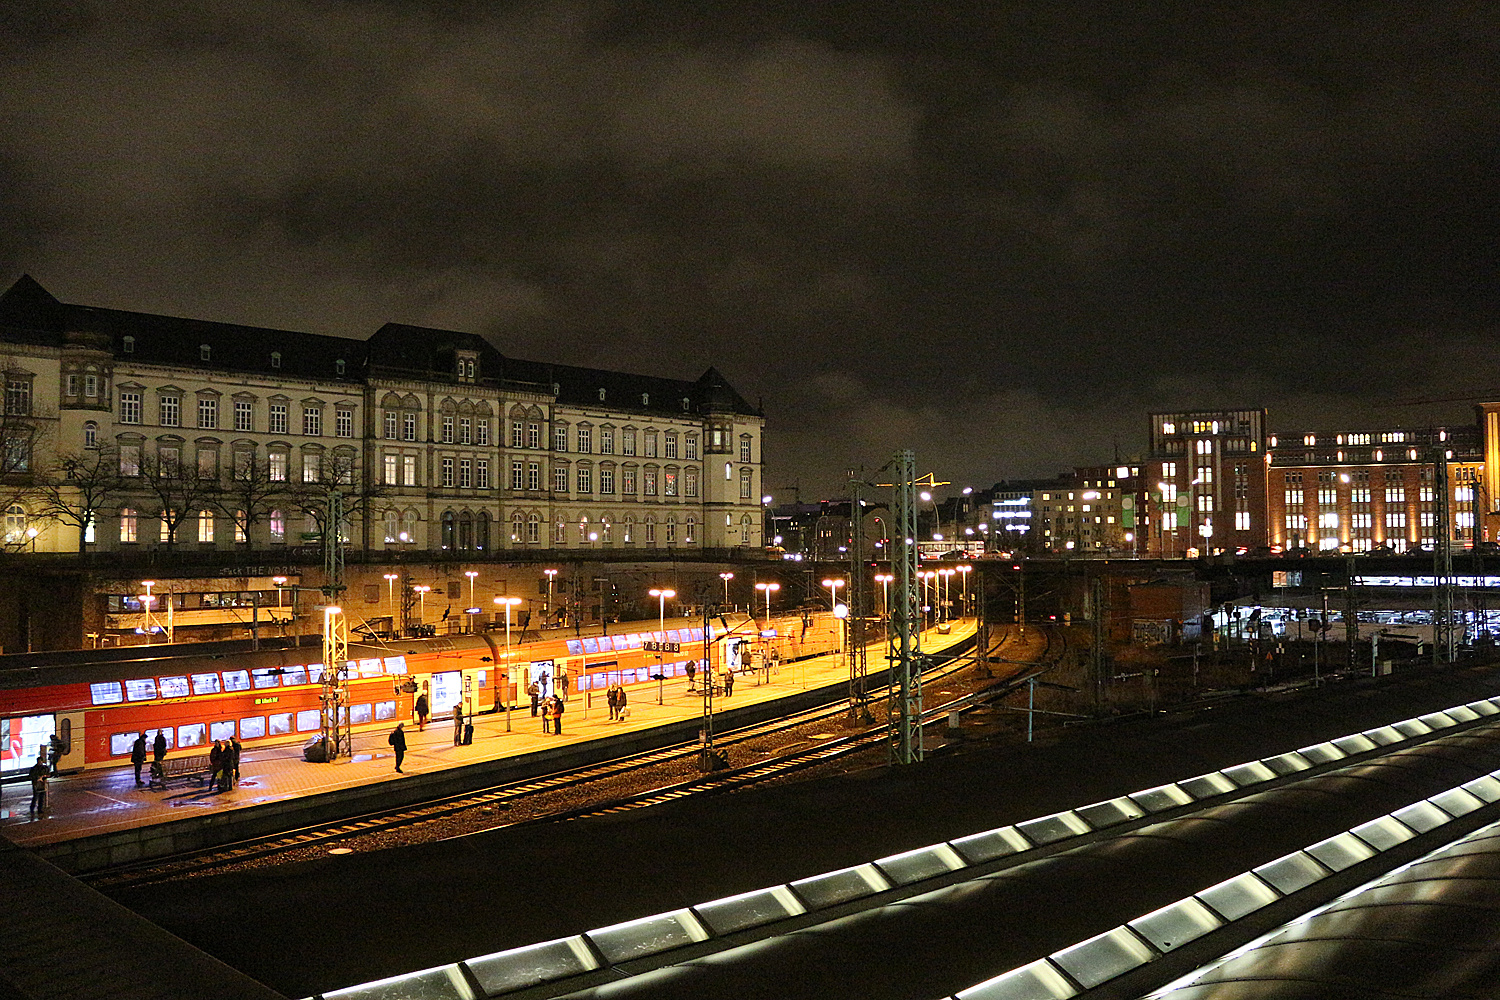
left=207, top=737, right=241, bottom=791
left=129, top=730, right=168, bottom=786
left=606, top=682, right=629, bottom=721
left=541, top=693, right=566, bottom=734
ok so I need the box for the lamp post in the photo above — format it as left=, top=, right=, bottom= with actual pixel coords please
left=755, top=581, right=779, bottom=625
left=649, top=587, right=675, bottom=691
left=382, top=573, right=398, bottom=607
left=464, top=570, right=478, bottom=607
left=832, top=602, right=848, bottom=655
left=939, top=567, right=955, bottom=622
left=874, top=572, right=894, bottom=633
left=719, top=571, right=734, bottom=610
left=821, top=577, right=844, bottom=611
left=140, top=579, right=156, bottom=645
left=957, top=564, right=972, bottom=618
left=543, top=568, right=558, bottom=626
left=494, top=596, right=522, bottom=731
left=413, top=585, right=430, bottom=629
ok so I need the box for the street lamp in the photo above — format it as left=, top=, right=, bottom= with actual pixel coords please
left=957, top=564, right=972, bottom=617
left=493, top=596, right=523, bottom=730
left=832, top=602, right=848, bottom=658
left=821, top=577, right=845, bottom=611
left=140, top=580, right=156, bottom=644
left=543, top=568, right=558, bottom=626
left=464, top=570, right=478, bottom=607
left=939, top=567, right=955, bottom=622
left=649, top=587, right=676, bottom=687
left=874, top=572, right=894, bottom=629
left=719, top=571, right=734, bottom=610
left=413, top=585, right=430, bottom=627
left=755, top=581, right=780, bottom=624
left=382, top=573, right=398, bottom=607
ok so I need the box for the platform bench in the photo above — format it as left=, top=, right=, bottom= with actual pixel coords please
left=148, top=754, right=213, bottom=790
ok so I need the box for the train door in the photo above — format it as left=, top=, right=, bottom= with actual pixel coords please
left=1, top=712, right=52, bottom=776
left=57, top=712, right=86, bottom=772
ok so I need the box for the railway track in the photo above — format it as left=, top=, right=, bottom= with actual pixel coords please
left=83, top=627, right=1007, bottom=890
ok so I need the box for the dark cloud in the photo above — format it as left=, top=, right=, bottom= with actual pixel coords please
left=2, top=1, right=1498, bottom=496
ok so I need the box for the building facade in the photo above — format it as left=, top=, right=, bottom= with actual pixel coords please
left=0, top=276, right=765, bottom=556
left=1145, top=409, right=1269, bottom=557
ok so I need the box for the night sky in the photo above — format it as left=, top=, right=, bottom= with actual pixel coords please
left=2, top=2, right=1497, bottom=498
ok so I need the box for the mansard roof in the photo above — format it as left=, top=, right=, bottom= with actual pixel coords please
left=0, top=275, right=363, bottom=384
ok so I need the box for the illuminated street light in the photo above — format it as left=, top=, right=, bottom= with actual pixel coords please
left=493, top=596, right=523, bottom=730
left=957, top=564, right=972, bottom=618
left=821, top=577, right=845, bottom=611
left=412, top=584, right=430, bottom=625
left=755, top=581, right=780, bottom=623
left=543, top=568, right=558, bottom=626
left=874, top=572, right=894, bottom=626
left=464, top=570, right=478, bottom=608
left=382, top=573, right=398, bottom=608
left=719, top=571, right=734, bottom=609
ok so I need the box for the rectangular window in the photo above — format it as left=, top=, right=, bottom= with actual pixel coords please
left=384, top=454, right=398, bottom=485
left=336, top=409, right=353, bottom=438
left=664, top=471, right=676, bottom=496
left=601, top=428, right=614, bottom=454
left=740, top=436, right=751, bottom=462
left=198, top=509, right=215, bottom=542
left=303, top=407, right=321, bottom=436
left=302, top=452, right=321, bottom=483
left=459, top=458, right=472, bottom=489
left=120, top=507, right=137, bottom=542
left=66, top=373, right=80, bottom=396
left=685, top=436, right=697, bottom=460
left=623, top=428, right=636, bottom=456
left=234, top=513, right=246, bottom=543
left=197, top=448, right=217, bottom=478
left=645, top=519, right=656, bottom=543
left=1235, top=511, right=1251, bottom=531
left=296, top=709, right=321, bottom=732
left=527, top=423, right=540, bottom=448
left=403, top=455, right=416, bottom=486
left=119, top=446, right=140, bottom=477
left=476, top=419, right=489, bottom=447
left=235, top=399, right=253, bottom=431
left=623, top=468, right=636, bottom=495
left=442, top=415, right=454, bottom=444
left=511, top=461, right=524, bottom=490
left=442, top=457, right=454, bottom=488
left=739, top=467, right=752, bottom=499
left=554, top=466, right=568, bottom=492
left=91, top=681, right=124, bottom=705
left=177, top=723, right=207, bottom=748
left=527, top=462, right=540, bottom=491
left=665, top=518, right=676, bottom=543
left=160, top=395, right=180, bottom=427
left=120, top=391, right=141, bottom=424
left=527, top=517, right=539, bottom=543
left=460, top=417, right=471, bottom=445
left=384, top=411, right=398, bottom=439
left=645, top=432, right=657, bottom=458
left=511, top=420, right=524, bottom=447
left=2, top=380, right=28, bottom=416
left=578, top=427, right=592, bottom=453
left=665, top=434, right=678, bottom=459
left=124, top=678, right=158, bottom=702
left=577, top=467, right=592, bottom=493
left=476, top=459, right=489, bottom=489
left=269, top=402, right=288, bottom=434
left=600, top=467, right=614, bottom=494
left=269, top=452, right=287, bottom=481
left=270, top=510, right=285, bottom=542
left=198, top=397, right=217, bottom=429
left=554, top=425, right=567, bottom=451
left=644, top=469, right=657, bottom=495
left=685, top=468, right=698, bottom=498
left=403, top=412, right=416, bottom=441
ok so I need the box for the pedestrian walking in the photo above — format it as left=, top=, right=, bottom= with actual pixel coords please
left=724, top=668, right=734, bottom=697
left=230, top=735, right=243, bottom=787
left=528, top=680, right=540, bottom=717
left=130, top=732, right=148, bottom=786
left=28, top=753, right=48, bottom=818
left=685, top=660, right=697, bottom=692
left=388, top=722, right=407, bottom=772
left=453, top=705, right=464, bottom=746
left=550, top=694, right=565, bottom=735
left=415, top=689, right=430, bottom=730
left=152, top=730, right=167, bottom=763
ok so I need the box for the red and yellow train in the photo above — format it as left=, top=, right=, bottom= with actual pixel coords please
left=0, top=613, right=839, bottom=774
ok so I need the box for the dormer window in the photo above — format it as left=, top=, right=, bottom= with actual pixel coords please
left=336, top=359, right=346, bottom=376
left=598, top=388, right=606, bottom=402
left=456, top=354, right=478, bottom=383
left=122, top=336, right=135, bottom=354
left=552, top=382, right=560, bottom=396
left=682, top=397, right=690, bottom=411
left=271, top=351, right=281, bottom=369
left=641, top=393, right=649, bottom=406
left=200, top=344, right=211, bottom=361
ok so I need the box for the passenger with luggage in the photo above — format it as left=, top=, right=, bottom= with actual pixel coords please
left=388, top=723, right=406, bottom=772
left=453, top=705, right=464, bottom=746
left=615, top=684, right=627, bottom=721
left=550, top=694, right=565, bottom=735
left=528, top=680, right=540, bottom=716
left=152, top=730, right=167, bottom=763
left=131, top=732, right=148, bottom=786
left=605, top=683, right=618, bottom=721
left=28, top=753, right=47, bottom=818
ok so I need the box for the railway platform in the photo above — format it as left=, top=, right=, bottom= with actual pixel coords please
left=0, top=621, right=977, bottom=854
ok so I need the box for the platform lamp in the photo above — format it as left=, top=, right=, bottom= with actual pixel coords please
left=382, top=573, right=399, bottom=628
left=140, top=579, right=156, bottom=645
left=821, top=577, right=844, bottom=611
left=412, top=585, right=430, bottom=627
left=755, top=581, right=779, bottom=624
left=719, top=571, right=734, bottom=611
left=939, top=567, right=955, bottom=622
left=874, top=572, right=894, bottom=630
left=957, top=564, right=972, bottom=617
left=543, top=568, right=558, bottom=626
left=494, top=596, right=523, bottom=731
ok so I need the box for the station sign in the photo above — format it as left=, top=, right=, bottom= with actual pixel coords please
left=642, top=640, right=682, bottom=653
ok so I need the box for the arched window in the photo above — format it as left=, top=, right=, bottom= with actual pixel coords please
left=741, top=513, right=755, bottom=541
left=554, top=517, right=567, bottom=544
left=401, top=510, right=419, bottom=543
left=665, top=514, right=676, bottom=544
left=458, top=510, right=473, bottom=551
left=384, top=509, right=399, bottom=544
left=511, top=511, right=524, bottom=543
left=685, top=516, right=696, bottom=543
left=601, top=516, right=612, bottom=543
left=441, top=510, right=455, bottom=550
left=83, top=421, right=97, bottom=449
left=623, top=515, right=634, bottom=545
left=476, top=511, right=490, bottom=551
left=527, top=512, right=540, bottom=544
left=5, top=504, right=26, bottom=544
left=644, top=515, right=657, bottom=545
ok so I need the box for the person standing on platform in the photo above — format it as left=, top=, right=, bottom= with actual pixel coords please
left=130, top=732, right=148, bottom=786
left=28, top=753, right=48, bottom=818
left=152, top=729, right=167, bottom=766
left=415, top=688, right=430, bottom=731
left=605, top=683, right=618, bottom=720
left=389, top=722, right=406, bottom=772
left=724, top=668, right=734, bottom=697
left=209, top=740, right=225, bottom=790
left=685, top=660, right=697, bottom=692
left=550, top=694, right=565, bottom=735
left=230, top=734, right=243, bottom=787
left=616, top=684, right=627, bottom=720
left=452, top=705, right=464, bottom=746
left=528, top=680, right=540, bottom=717
left=48, top=734, right=63, bottom=775
left=541, top=696, right=553, bottom=734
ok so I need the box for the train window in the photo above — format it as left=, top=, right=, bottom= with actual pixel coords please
left=477, top=669, right=487, bottom=689
left=222, top=670, right=250, bottom=692
left=269, top=713, right=292, bottom=736
left=383, top=655, right=407, bottom=674
left=177, top=724, right=207, bottom=748
left=124, top=678, right=158, bottom=701
left=240, top=717, right=266, bottom=739
left=159, top=676, right=190, bottom=699
left=280, top=665, right=307, bottom=686
left=251, top=669, right=280, bottom=690
left=91, top=682, right=124, bottom=705
left=358, top=658, right=384, bottom=679
left=109, top=733, right=136, bottom=756
left=375, top=701, right=397, bottom=721
left=146, top=728, right=174, bottom=751
left=307, top=663, right=326, bottom=684
left=296, top=710, right=320, bottom=732
left=191, top=673, right=222, bottom=696
left=350, top=704, right=372, bottom=725
left=210, top=720, right=235, bottom=741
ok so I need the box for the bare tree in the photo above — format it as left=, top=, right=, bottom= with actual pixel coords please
left=219, top=452, right=291, bottom=548
left=0, top=381, right=50, bottom=549
left=136, top=450, right=223, bottom=548
left=35, top=445, right=125, bottom=551
left=286, top=452, right=386, bottom=546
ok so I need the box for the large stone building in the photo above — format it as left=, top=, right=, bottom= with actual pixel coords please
left=0, top=275, right=765, bottom=557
